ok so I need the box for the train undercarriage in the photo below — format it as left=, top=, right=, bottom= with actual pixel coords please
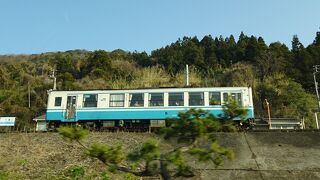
left=47, top=119, right=166, bottom=132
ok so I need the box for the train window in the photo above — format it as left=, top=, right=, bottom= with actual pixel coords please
left=83, top=94, right=98, bottom=107
left=149, top=93, right=164, bottom=107
left=223, top=93, right=229, bottom=104
left=169, top=93, right=184, bottom=106
left=189, top=92, right=204, bottom=106
left=110, top=94, right=125, bottom=107
left=231, top=93, right=242, bottom=105
left=209, top=92, right=221, bottom=105
left=54, top=97, right=62, bottom=106
left=222, top=92, right=242, bottom=105
left=129, top=93, right=144, bottom=107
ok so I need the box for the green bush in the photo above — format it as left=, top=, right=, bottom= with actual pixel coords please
left=64, top=166, right=85, bottom=179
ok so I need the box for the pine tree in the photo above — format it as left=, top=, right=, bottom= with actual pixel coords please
left=292, top=35, right=304, bottom=53
left=58, top=104, right=248, bottom=179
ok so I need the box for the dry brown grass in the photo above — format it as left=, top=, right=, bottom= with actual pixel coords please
left=1, top=132, right=320, bottom=179
left=0, top=132, right=160, bottom=179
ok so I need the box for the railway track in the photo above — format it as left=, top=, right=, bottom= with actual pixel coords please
left=1, top=127, right=320, bottom=133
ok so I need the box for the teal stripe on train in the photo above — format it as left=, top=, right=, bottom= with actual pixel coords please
left=46, top=108, right=254, bottom=122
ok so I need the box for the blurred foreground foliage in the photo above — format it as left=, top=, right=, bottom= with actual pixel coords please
left=58, top=105, right=246, bottom=179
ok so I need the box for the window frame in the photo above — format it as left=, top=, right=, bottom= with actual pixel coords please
left=83, top=94, right=98, bottom=108
left=168, top=92, right=184, bottom=106
left=222, top=92, right=242, bottom=106
left=209, top=92, right=221, bottom=106
left=148, top=93, right=164, bottom=107
left=109, top=93, right=125, bottom=107
left=129, top=93, right=144, bottom=107
left=54, top=97, right=62, bottom=107
left=231, top=92, right=242, bottom=106
left=188, top=92, right=204, bottom=106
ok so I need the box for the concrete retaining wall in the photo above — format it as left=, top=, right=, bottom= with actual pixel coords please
left=202, top=132, right=320, bottom=180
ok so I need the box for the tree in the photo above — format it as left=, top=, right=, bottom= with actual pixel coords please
left=200, top=35, right=219, bottom=69
left=292, top=35, right=304, bottom=53
left=256, top=73, right=316, bottom=126
left=313, top=31, right=320, bottom=46
left=58, top=105, right=247, bottom=179
left=132, top=51, right=153, bottom=67
left=244, top=36, right=261, bottom=63
left=84, top=50, right=112, bottom=78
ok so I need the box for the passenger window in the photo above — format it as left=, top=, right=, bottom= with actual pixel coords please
left=222, top=92, right=242, bottom=105
left=189, top=92, right=204, bottom=106
left=54, top=97, right=62, bottom=106
left=231, top=93, right=242, bottom=105
left=149, top=93, right=164, bottom=107
left=83, top=94, right=98, bottom=107
left=110, top=94, right=125, bottom=107
left=129, top=93, right=144, bottom=107
left=223, top=93, right=229, bottom=104
left=209, top=92, right=221, bottom=105
left=169, top=93, right=184, bottom=106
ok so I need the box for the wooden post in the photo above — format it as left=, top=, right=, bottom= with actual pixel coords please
left=315, top=112, right=319, bottom=129
left=265, top=99, right=272, bottom=129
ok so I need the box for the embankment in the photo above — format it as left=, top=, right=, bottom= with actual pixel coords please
left=0, top=132, right=319, bottom=179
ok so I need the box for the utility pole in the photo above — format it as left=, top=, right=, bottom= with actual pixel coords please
left=313, top=65, right=320, bottom=109
left=313, top=65, right=320, bottom=129
left=50, top=69, right=57, bottom=90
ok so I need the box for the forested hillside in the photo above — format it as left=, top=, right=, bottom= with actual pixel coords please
left=0, top=32, right=320, bottom=128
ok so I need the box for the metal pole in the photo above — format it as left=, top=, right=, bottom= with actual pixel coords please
left=186, top=64, right=189, bottom=87
left=265, top=99, right=271, bottom=129
left=53, top=77, right=57, bottom=90
left=51, top=69, right=57, bottom=90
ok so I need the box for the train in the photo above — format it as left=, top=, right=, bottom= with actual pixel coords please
left=46, top=87, right=254, bottom=130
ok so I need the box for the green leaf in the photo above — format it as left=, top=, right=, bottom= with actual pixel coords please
left=57, top=126, right=89, bottom=142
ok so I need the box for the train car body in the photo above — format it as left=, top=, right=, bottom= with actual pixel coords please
left=46, top=87, right=254, bottom=129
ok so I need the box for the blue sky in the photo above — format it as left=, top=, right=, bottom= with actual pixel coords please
left=0, top=0, right=319, bottom=55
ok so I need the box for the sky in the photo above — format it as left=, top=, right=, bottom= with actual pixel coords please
left=0, top=0, right=319, bottom=55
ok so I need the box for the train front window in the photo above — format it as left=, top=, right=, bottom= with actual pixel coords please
left=110, top=94, right=125, bottom=107
left=189, top=92, right=204, bottom=106
left=83, top=94, right=98, bottom=107
left=129, top=93, right=144, bottom=107
left=169, top=93, right=184, bottom=106
left=149, top=93, right=164, bottom=107
left=209, top=92, right=221, bottom=105
left=54, top=97, right=62, bottom=107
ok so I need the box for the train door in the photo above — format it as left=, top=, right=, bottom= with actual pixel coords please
left=66, top=96, right=77, bottom=120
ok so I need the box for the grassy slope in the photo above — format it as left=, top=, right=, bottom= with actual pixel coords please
left=0, top=132, right=320, bottom=180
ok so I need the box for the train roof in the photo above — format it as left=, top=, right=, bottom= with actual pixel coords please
left=48, top=86, right=251, bottom=93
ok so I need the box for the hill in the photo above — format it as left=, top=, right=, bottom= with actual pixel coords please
left=0, top=32, right=320, bottom=127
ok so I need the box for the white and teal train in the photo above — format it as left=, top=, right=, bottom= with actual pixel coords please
left=46, top=87, right=254, bottom=130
